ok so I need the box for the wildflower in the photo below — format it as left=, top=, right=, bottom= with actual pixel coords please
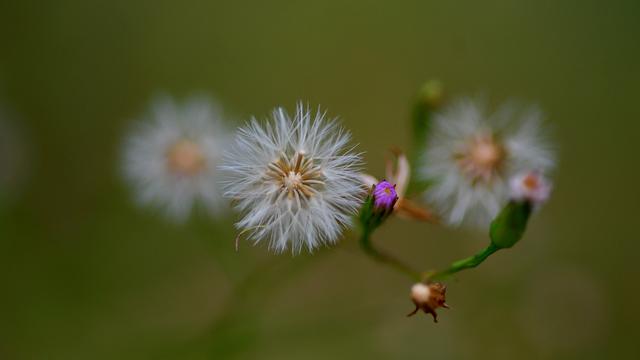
left=509, top=170, right=552, bottom=206
left=373, top=180, right=398, bottom=213
left=359, top=180, right=398, bottom=231
left=407, top=282, right=449, bottom=322
left=221, top=103, right=365, bottom=254
left=122, top=94, right=229, bottom=221
left=362, top=149, right=436, bottom=222
left=420, top=98, right=555, bottom=228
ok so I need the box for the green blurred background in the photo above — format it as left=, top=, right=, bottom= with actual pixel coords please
left=1, top=0, right=639, bottom=358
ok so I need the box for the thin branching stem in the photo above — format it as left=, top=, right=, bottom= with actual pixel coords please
left=359, top=227, right=422, bottom=281
left=426, top=243, right=500, bottom=281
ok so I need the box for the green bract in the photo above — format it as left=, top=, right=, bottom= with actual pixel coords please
left=489, top=201, right=533, bottom=249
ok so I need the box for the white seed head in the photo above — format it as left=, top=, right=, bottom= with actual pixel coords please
left=420, top=98, right=555, bottom=228
left=221, top=103, right=365, bottom=254
left=122, top=94, right=229, bottom=221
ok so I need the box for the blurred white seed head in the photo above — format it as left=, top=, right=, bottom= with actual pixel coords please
left=122, top=94, right=229, bottom=222
left=221, top=103, right=365, bottom=254
left=509, top=170, right=552, bottom=206
left=420, top=98, right=555, bottom=228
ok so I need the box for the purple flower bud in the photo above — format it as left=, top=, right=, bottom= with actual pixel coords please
left=373, top=180, right=398, bottom=211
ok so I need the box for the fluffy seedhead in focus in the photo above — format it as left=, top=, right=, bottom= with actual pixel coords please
left=221, top=103, right=365, bottom=254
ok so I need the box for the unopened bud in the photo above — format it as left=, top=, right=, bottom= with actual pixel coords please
left=373, top=180, right=398, bottom=213
left=359, top=180, right=399, bottom=231
left=490, top=200, right=532, bottom=249
left=419, top=80, right=444, bottom=108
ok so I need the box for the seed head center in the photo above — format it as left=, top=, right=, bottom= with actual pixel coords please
left=267, top=152, right=325, bottom=201
left=167, top=139, right=206, bottom=176
left=471, top=141, right=501, bottom=168
left=457, top=134, right=505, bottom=182
left=284, top=171, right=304, bottom=191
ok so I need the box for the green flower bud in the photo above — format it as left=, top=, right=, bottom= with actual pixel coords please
left=408, top=80, right=445, bottom=195
left=418, top=80, right=444, bottom=108
left=489, top=200, right=532, bottom=249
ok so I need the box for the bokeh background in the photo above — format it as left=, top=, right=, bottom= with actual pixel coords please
left=1, top=0, right=639, bottom=359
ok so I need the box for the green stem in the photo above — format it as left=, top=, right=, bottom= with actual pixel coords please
left=427, top=243, right=500, bottom=281
left=359, top=227, right=421, bottom=281
left=406, top=100, right=432, bottom=196
left=406, top=80, right=442, bottom=196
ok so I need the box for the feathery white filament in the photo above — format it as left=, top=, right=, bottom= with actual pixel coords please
left=221, top=103, right=365, bottom=254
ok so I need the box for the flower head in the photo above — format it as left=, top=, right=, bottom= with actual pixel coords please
left=361, top=149, right=436, bottom=222
left=407, top=282, right=449, bottom=322
left=373, top=180, right=398, bottom=211
left=420, top=98, right=555, bottom=227
left=359, top=180, right=399, bottom=229
left=221, top=103, right=365, bottom=254
left=509, top=170, right=552, bottom=206
left=122, top=94, right=229, bottom=221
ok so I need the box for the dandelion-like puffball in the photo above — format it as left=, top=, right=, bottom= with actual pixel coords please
left=221, top=103, right=365, bottom=254
left=420, top=98, right=555, bottom=227
left=122, top=95, right=229, bottom=222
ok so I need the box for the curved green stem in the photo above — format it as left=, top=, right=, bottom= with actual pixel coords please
left=359, top=227, right=421, bottom=281
left=427, top=243, right=500, bottom=281
left=406, top=80, right=442, bottom=196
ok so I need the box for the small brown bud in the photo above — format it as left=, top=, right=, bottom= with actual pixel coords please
left=407, top=282, right=449, bottom=322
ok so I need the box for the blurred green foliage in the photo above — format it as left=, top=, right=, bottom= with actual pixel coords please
left=1, top=0, right=639, bottom=359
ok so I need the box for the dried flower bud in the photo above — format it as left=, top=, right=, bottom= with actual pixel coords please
left=407, top=282, right=449, bottom=322
left=509, top=170, right=552, bottom=205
